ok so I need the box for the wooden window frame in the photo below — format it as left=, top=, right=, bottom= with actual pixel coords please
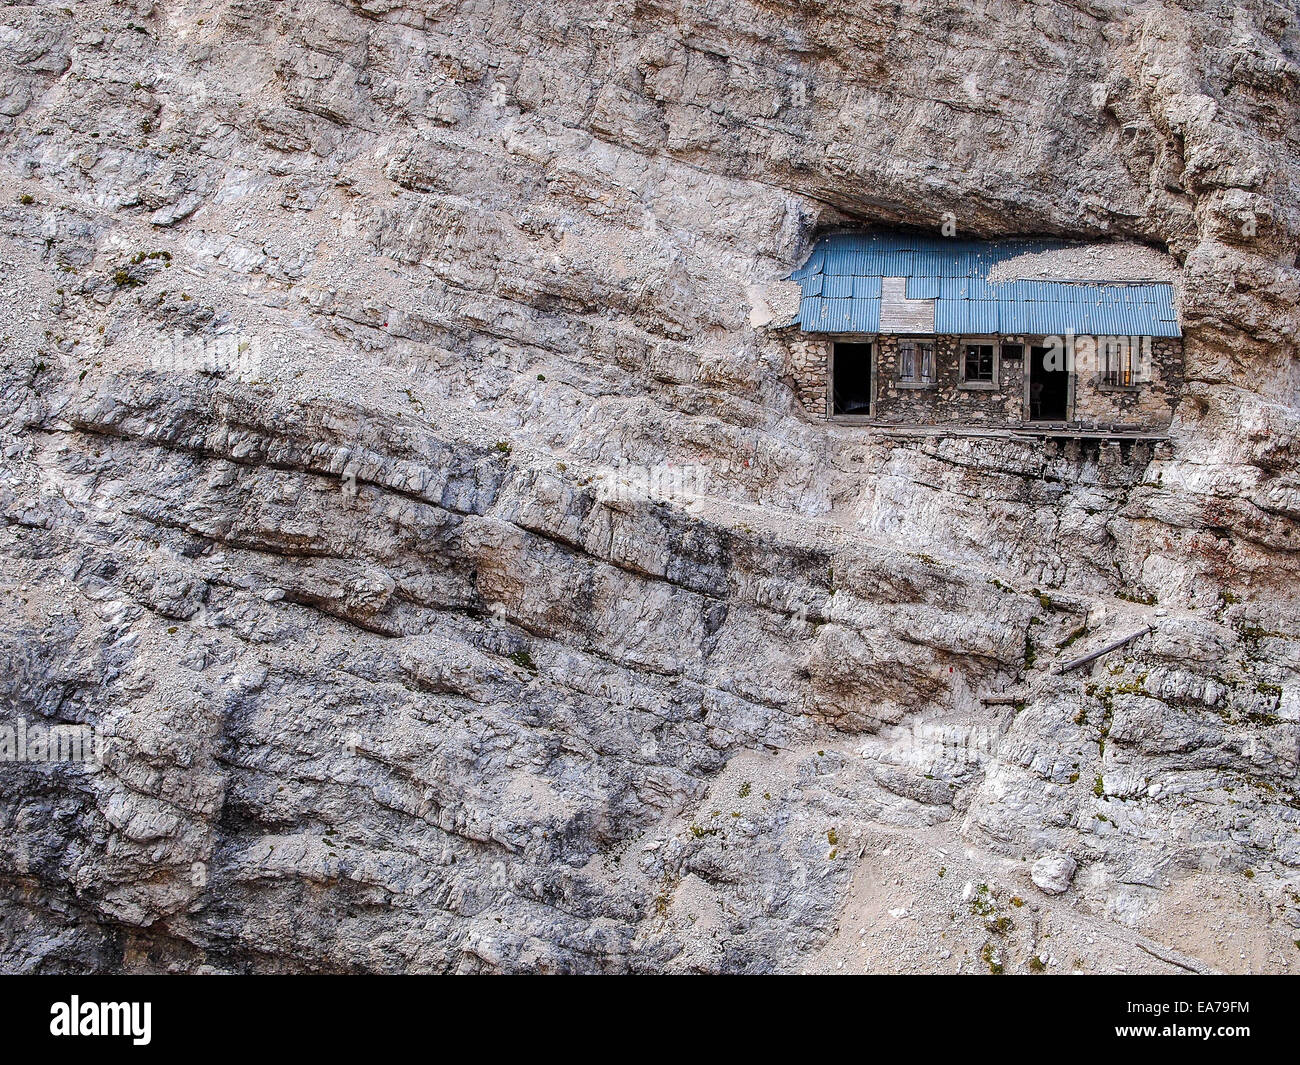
left=1097, top=336, right=1142, bottom=391
left=959, top=337, right=999, bottom=390
left=896, top=336, right=937, bottom=389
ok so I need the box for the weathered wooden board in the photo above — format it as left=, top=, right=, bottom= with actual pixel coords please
left=878, top=276, right=935, bottom=333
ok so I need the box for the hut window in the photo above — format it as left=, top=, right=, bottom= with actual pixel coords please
left=962, top=342, right=996, bottom=385
left=1101, top=337, right=1137, bottom=387
left=898, top=339, right=935, bottom=385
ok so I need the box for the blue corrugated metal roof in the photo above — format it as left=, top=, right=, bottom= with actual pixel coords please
left=905, top=276, right=940, bottom=299
left=790, top=232, right=1181, bottom=338
left=937, top=298, right=999, bottom=334
left=801, top=296, right=881, bottom=332
left=853, top=276, right=882, bottom=299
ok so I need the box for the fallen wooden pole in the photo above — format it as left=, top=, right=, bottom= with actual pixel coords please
left=1056, top=626, right=1154, bottom=674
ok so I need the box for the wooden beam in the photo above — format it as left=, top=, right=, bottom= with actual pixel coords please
left=1056, top=626, right=1154, bottom=674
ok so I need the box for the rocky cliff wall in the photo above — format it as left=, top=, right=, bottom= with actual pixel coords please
left=0, top=0, right=1297, bottom=973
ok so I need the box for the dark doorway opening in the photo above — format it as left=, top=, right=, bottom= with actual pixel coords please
left=1029, top=344, right=1069, bottom=422
left=832, top=342, right=873, bottom=416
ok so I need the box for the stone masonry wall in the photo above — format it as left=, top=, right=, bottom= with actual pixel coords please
left=788, top=336, right=829, bottom=417
left=875, top=335, right=1024, bottom=426
left=786, top=333, right=1183, bottom=432
left=1072, top=337, right=1184, bottom=429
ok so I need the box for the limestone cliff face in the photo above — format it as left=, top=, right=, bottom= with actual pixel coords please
left=0, top=0, right=1297, bottom=973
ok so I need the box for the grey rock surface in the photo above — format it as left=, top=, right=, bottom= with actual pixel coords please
left=0, top=0, right=1297, bottom=973
left=1031, top=854, right=1079, bottom=896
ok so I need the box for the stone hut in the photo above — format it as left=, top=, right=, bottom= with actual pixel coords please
left=781, top=232, right=1184, bottom=438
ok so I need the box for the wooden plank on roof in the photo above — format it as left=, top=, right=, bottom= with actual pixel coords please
left=878, top=276, right=935, bottom=333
